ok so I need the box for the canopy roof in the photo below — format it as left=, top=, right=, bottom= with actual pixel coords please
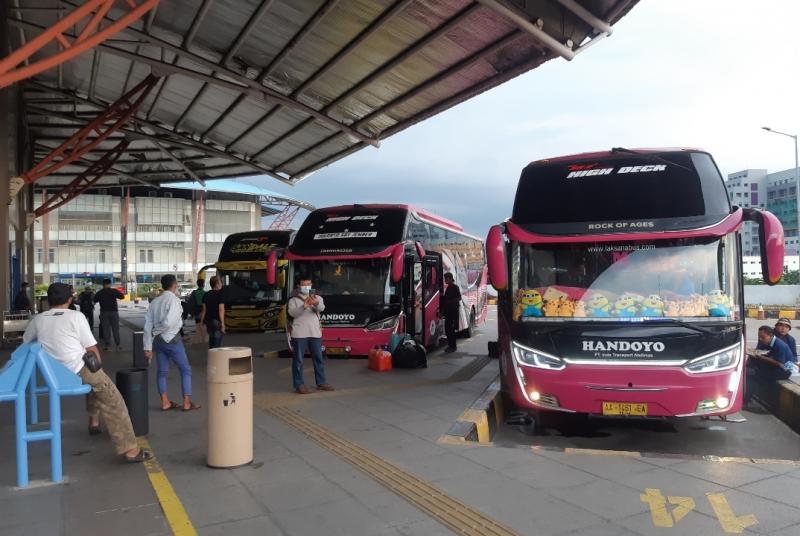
left=10, top=0, right=638, bottom=189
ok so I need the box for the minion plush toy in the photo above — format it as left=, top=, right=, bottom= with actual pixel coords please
left=612, top=295, right=639, bottom=317
left=641, top=294, right=664, bottom=317
left=587, top=293, right=611, bottom=317
left=519, top=289, right=544, bottom=317
left=706, top=290, right=731, bottom=317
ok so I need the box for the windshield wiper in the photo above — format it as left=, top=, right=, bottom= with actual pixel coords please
left=610, top=147, right=693, bottom=173
left=640, top=318, right=715, bottom=335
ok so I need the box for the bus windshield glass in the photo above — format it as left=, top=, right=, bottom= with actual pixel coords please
left=293, top=259, right=394, bottom=307
left=223, top=270, right=281, bottom=303
left=510, top=236, right=740, bottom=322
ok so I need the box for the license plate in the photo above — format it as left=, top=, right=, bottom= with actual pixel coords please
left=325, top=347, right=347, bottom=355
left=602, top=402, right=648, bottom=416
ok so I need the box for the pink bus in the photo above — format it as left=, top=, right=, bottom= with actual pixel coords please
left=284, top=204, right=488, bottom=357
left=487, top=148, right=784, bottom=428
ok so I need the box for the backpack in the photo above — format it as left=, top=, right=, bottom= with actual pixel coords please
left=392, top=339, right=427, bottom=369
left=188, top=289, right=205, bottom=316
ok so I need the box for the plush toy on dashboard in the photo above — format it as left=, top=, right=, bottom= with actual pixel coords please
left=573, top=300, right=587, bottom=317
left=558, top=298, right=576, bottom=317
left=519, top=289, right=544, bottom=318
left=612, top=295, right=639, bottom=317
left=587, top=293, right=611, bottom=317
left=543, top=298, right=561, bottom=317
left=640, top=295, right=664, bottom=317
left=664, top=300, right=680, bottom=317
left=706, top=290, right=731, bottom=317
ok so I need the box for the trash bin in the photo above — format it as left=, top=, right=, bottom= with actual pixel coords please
left=116, top=367, right=149, bottom=436
left=207, top=347, right=253, bottom=468
left=132, top=332, right=147, bottom=367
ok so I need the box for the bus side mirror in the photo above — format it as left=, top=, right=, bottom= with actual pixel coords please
left=486, top=225, right=508, bottom=291
left=391, top=243, right=405, bottom=283
left=745, top=208, right=784, bottom=285
left=266, top=250, right=278, bottom=286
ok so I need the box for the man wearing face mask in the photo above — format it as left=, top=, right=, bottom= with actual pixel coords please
left=287, top=275, right=334, bottom=394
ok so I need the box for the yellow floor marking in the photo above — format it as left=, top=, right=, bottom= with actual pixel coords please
left=641, top=488, right=675, bottom=527
left=267, top=405, right=521, bottom=536
left=564, top=447, right=642, bottom=458
left=707, top=492, right=758, bottom=533
left=667, top=496, right=695, bottom=523
left=137, top=437, right=198, bottom=536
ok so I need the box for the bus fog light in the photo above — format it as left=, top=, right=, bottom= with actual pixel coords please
left=715, top=396, right=730, bottom=409
left=529, top=390, right=541, bottom=401
left=345, top=346, right=352, bottom=353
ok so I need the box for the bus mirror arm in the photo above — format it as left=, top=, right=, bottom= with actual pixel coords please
left=391, top=243, right=405, bottom=283
left=266, top=250, right=278, bottom=286
left=486, top=225, right=508, bottom=291
left=743, top=208, right=785, bottom=286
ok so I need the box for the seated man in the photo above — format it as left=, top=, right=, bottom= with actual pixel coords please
left=745, top=325, right=796, bottom=403
left=22, top=283, right=152, bottom=463
left=775, top=317, right=798, bottom=362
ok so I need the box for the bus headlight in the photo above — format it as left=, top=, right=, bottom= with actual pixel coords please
left=366, top=316, right=399, bottom=331
left=512, top=341, right=566, bottom=370
left=683, top=343, right=740, bottom=374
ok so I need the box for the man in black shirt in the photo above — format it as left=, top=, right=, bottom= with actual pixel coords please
left=443, top=272, right=462, bottom=353
left=14, top=281, right=31, bottom=312
left=78, top=286, right=96, bottom=331
left=200, top=276, right=226, bottom=349
left=94, top=278, right=125, bottom=351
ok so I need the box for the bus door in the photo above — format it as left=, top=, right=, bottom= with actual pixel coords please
left=404, top=256, right=423, bottom=342
left=422, top=253, right=443, bottom=346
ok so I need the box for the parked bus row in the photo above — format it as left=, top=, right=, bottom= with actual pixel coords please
left=202, top=147, right=785, bottom=425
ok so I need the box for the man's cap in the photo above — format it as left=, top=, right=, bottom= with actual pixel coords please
left=777, top=317, right=792, bottom=328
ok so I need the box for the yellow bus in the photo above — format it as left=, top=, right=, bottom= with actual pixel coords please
left=198, top=230, right=292, bottom=331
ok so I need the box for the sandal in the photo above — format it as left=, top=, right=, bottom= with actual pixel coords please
left=124, top=449, right=153, bottom=463
left=161, top=401, right=181, bottom=411
left=88, top=425, right=102, bottom=436
left=182, top=403, right=202, bottom=412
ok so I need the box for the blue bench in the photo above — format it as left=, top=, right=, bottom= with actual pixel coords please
left=0, top=342, right=91, bottom=488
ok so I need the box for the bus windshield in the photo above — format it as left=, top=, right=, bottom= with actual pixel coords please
left=223, top=270, right=281, bottom=303
left=293, top=259, right=394, bottom=306
left=511, top=236, right=740, bottom=322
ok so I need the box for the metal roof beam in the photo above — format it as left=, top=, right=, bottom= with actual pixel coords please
left=253, top=2, right=480, bottom=161
left=42, top=4, right=379, bottom=147
left=175, top=0, right=277, bottom=131
left=122, top=5, right=159, bottom=93
left=147, top=135, right=206, bottom=186
left=24, top=81, right=294, bottom=184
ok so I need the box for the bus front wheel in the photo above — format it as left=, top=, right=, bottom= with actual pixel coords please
left=465, top=308, right=476, bottom=339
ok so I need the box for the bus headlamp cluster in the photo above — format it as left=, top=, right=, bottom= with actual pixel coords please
left=683, top=344, right=740, bottom=374
left=366, top=316, right=399, bottom=331
left=512, top=341, right=566, bottom=370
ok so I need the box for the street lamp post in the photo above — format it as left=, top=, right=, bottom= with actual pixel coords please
left=762, top=126, right=799, bottom=251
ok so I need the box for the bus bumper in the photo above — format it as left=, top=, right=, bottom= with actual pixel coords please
left=504, top=362, right=744, bottom=418
left=322, top=327, right=394, bottom=357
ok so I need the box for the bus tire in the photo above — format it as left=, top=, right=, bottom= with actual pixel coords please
left=465, top=308, right=476, bottom=339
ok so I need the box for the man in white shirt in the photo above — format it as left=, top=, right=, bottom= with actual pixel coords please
left=144, top=274, right=200, bottom=412
left=23, top=283, right=151, bottom=462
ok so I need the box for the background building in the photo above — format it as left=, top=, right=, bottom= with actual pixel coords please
left=31, top=181, right=307, bottom=290
left=725, top=169, right=767, bottom=255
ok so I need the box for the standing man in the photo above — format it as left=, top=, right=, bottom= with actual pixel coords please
left=442, top=272, right=462, bottom=353
left=745, top=325, right=796, bottom=403
left=188, top=279, right=206, bottom=326
left=774, top=318, right=798, bottom=361
left=22, top=283, right=152, bottom=462
left=13, top=281, right=31, bottom=312
left=78, top=286, right=96, bottom=332
left=144, top=274, right=201, bottom=412
left=287, top=275, right=334, bottom=394
left=94, top=278, right=124, bottom=351
left=200, top=276, right=226, bottom=349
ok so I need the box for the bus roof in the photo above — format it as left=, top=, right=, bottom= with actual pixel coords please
left=315, top=204, right=464, bottom=232
left=528, top=147, right=706, bottom=166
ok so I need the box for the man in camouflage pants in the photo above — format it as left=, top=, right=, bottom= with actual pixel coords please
left=23, top=283, right=152, bottom=462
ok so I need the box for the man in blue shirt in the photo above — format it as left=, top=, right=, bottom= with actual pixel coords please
left=745, top=325, right=795, bottom=403
left=774, top=318, right=798, bottom=361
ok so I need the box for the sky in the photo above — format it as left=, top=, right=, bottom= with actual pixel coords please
left=245, top=0, right=800, bottom=237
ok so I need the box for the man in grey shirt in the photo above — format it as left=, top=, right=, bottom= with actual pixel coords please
left=287, top=275, right=334, bottom=394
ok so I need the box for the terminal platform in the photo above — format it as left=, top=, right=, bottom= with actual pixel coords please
left=2, top=307, right=800, bottom=536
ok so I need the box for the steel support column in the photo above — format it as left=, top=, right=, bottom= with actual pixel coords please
left=121, top=187, right=129, bottom=293
left=0, top=0, right=10, bottom=334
